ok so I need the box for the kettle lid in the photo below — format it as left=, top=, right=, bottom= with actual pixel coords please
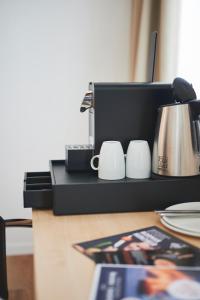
left=172, top=77, right=197, bottom=103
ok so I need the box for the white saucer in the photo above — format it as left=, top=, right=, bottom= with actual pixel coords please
left=161, top=217, right=200, bottom=237
left=160, top=202, right=200, bottom=237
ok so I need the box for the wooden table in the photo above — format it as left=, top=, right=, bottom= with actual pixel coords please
left=32, top=210, right=200, bottom=300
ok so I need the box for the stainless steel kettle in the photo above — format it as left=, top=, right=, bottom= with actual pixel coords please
left=152, top=78, right=200, bottom=177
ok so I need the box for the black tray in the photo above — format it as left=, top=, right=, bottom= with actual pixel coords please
left=48, top=160, right=200, bottom=215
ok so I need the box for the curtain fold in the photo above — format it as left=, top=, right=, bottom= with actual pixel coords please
left=131, top=0, right=181, bottom=82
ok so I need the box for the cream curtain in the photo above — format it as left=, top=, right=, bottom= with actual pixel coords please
left=131, top=0, right=181, bottom=82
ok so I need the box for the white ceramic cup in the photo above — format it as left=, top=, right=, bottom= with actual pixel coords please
left=90, top=141, right=125, bottom=180
left=126, top=140, right=151, bottom=179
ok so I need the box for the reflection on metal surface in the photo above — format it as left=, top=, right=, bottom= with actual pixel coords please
left=152, top=103, right=200, bottom=176
left=80, top=91, right=93, bottom=112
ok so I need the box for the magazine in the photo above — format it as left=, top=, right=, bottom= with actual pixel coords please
left=90, top=264, right=200, bottom=300
left=74, top=226, right=200, bottom=266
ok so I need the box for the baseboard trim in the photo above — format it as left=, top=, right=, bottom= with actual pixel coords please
left=6, top=242, right=33, bottom=255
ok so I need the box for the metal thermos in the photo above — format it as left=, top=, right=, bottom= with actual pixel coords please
left=152, top=101, right=200, bottom=176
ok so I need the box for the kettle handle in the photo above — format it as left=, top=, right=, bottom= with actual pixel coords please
left=190, top=100, right=200, bottom=118
left=194, top=120, right=200, bottom=153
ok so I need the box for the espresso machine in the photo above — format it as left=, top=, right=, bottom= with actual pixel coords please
left=66, top=31, right=173, bottom=170
left=80, top=82, right=173, bottom=155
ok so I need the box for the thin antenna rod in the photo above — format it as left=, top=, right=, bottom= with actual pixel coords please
left=147, top=31, right=158, bottom=82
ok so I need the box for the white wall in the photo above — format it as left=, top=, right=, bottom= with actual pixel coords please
left=0, top=0, right=132, bottom=254
left=159, top=0, right=181, bottom=82
left=177, top=0, right=200, bottom=97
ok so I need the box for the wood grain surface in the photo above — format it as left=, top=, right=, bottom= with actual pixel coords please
left=32, top=210, right=200, bottom=300
left=7, top=255, right=34, bottom=300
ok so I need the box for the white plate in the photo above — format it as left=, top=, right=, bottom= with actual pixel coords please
left=160, top=202, right=200, bottom=237
left=161, top=217, right=200, bottom=237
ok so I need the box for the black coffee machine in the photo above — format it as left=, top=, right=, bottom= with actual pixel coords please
left=66, top=32, right=173, bottom=171
left=80, top=82, right=173, bottom=154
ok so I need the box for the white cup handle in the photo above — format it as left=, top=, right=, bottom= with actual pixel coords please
left=90, top=155, right=99, bottom=170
